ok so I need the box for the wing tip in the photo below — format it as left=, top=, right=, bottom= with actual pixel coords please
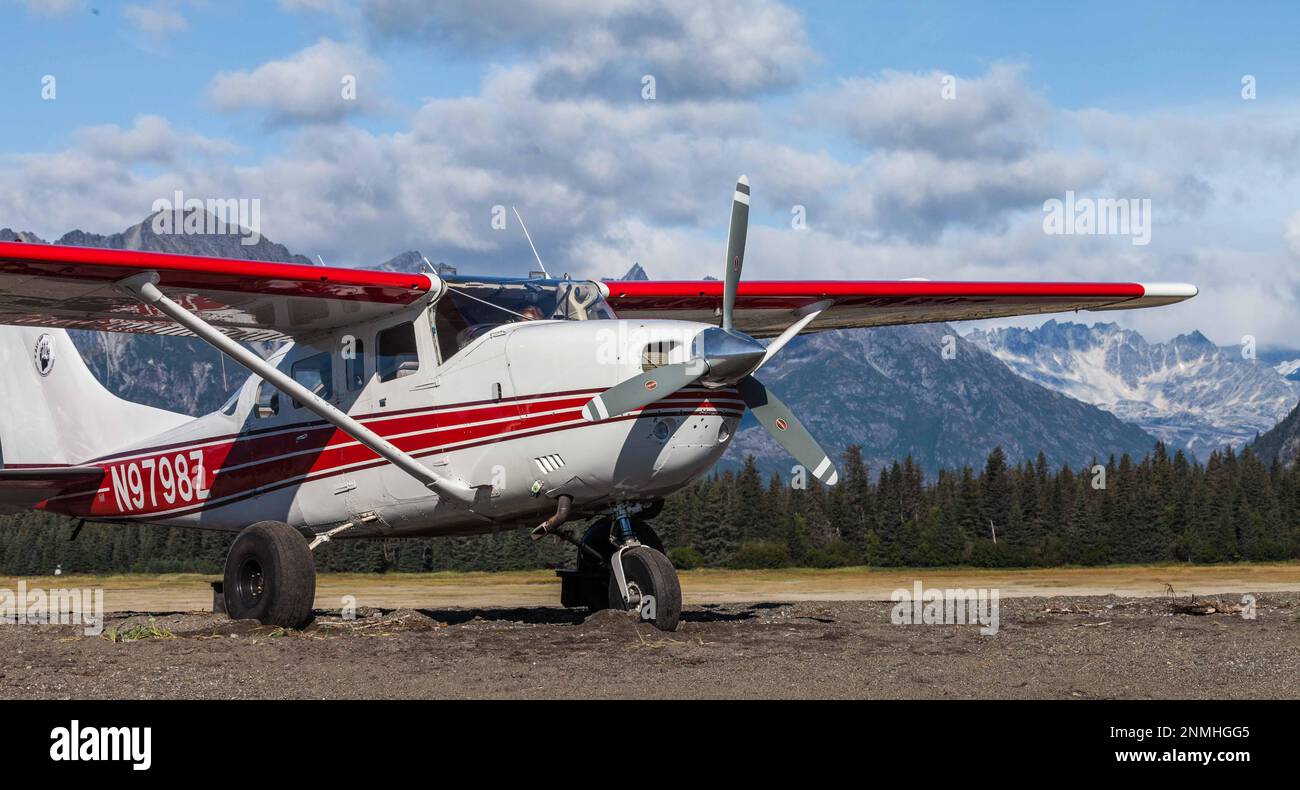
left=1138, top=282, right=1198, bottom=300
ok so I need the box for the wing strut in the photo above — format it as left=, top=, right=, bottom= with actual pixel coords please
left=117, top=271, right=479, bottom=508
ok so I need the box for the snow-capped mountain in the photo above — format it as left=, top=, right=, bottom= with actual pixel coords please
left=1278, top=359, right=1300, bottom=380
left=724, top=323, right=1157, bottom=477
left=967, top=321, right=1300, bottom=459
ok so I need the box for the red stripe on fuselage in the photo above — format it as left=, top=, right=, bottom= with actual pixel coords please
left=49, top=388, right=743, bottom=520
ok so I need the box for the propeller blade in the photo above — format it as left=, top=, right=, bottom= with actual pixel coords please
left=737, top=375, right=838, bottom=485
left=721, top=175, right=750, bottom=331
left=582, top=361, right=704, bottom=422
left=755, top=299, right=833, bottom=373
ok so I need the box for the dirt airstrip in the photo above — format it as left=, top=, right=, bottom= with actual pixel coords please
left=2, top=565, right=1297, bottom=699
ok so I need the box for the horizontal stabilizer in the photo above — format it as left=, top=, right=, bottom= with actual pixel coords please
left=0, top=466, right=104, bottom=513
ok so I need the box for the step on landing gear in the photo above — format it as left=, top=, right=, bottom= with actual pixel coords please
left=222, top=520, right=316, bottom=629
left=558, top=503, right=681, bottom=631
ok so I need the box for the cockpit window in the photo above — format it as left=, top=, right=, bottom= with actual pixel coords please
left=434, top=279, right=613, bottom=362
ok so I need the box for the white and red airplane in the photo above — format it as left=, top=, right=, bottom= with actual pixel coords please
left=0, top=178, right=1195, bottom=630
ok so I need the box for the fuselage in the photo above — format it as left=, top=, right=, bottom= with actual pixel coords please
left=45, top=309, right=742, bottom=539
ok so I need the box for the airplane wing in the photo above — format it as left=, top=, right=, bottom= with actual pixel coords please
left=0, top=466, right=104, bottom=514
left=602, top=280, right=1198, bottom=337
left=0, top=241, right=434, bottom=342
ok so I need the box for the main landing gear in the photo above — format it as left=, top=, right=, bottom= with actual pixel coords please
left=557, top=503, right=682, bottom=631
left=222, top=520, right=317, bottom=629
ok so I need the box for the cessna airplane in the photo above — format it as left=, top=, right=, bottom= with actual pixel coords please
left=0, top=178, right=1196, bottom=630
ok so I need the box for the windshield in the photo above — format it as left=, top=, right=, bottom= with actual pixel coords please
left=433, top=278, right=614, bottom=360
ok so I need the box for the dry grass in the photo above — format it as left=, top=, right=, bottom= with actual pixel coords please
left=102, top=618, right=175, bottom=643
left=4, top=562, right=1297, bottom=613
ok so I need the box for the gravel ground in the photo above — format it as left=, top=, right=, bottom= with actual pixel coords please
left=3, top=594, right=1298, bottom=699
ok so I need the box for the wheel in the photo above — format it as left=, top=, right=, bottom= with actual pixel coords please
left=568, top=517, right=664, bottom=612
left=607, top=546, right=681, bottom=632
left=223, top=520, right=316, bottom=628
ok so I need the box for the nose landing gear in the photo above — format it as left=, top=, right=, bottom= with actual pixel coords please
left=609, top=544, right=681, bottom=630
left=557, top=503, right=681, bottom=631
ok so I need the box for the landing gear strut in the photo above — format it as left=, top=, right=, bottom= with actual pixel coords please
left=558, top=503, right=681, bottom=631
left=222, top=520, right=316, bottom=628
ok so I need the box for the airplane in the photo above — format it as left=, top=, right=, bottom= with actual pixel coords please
left=0, top=177, right=1196, bottom=631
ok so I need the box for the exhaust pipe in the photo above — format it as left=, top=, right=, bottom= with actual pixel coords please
left=530, top=494, right=573, bottom=541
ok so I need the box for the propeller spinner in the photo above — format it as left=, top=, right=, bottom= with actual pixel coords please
left=582, top=176, right=839, bottom=486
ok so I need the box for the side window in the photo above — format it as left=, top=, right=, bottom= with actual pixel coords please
left=255, top=380, right=279, bottom=419
left=291, top=351, right=334, bottom=407
left=345, top=338, right=366, bottom=391
left=378, top=322, right=419, bottom=382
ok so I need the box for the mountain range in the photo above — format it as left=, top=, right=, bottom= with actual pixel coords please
left=723, top=322, right=1156, bottom=477
left=967, top=321, right=1300, bottom=460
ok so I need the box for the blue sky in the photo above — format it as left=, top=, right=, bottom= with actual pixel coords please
left=7, top=2, right=1298, bottom=153
left=800, top=1, right=1300, bottom=109
left=2, top=1, right=1299, bottom=347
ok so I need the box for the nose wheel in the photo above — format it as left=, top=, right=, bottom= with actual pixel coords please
left=556, top=506, right=681, bottom=631
left=608, top=545, right=681, bottom=631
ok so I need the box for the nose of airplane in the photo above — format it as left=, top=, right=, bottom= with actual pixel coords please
left=695, top=325, right=766, bottom=384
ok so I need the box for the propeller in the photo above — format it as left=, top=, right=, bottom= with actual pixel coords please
left=582, top=176, right=839, bottom=485
left=737, top=377, right=839, bottom=486
left=722, top=176, right=749, bottom=332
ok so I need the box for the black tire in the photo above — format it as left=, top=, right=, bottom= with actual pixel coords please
left=223, top=521, right=316, bottom=628
left=607, top=546, right=681, bottom=632
left=575, top=518, right=664, bottom=612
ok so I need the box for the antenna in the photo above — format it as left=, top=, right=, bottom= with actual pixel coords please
left=511, top=206, right=549, bottom=278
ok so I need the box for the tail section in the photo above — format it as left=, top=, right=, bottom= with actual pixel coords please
left=0, top=327, right=190, bottom=466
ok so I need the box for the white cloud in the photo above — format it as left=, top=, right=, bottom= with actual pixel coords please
left=14, top=0, right=83, bottom=16
left=362, top=0, right=813, bottom=98
left=279, top=0, right=346, bottom=12
left=812, top=64, right=1048, bottom=160
left=73, top=115, right=234, bottom=163
left=1286, top=211, right=1300, bottom=259
left=208, top=39, right=385, bottom=124
left=123, top=2, right=189, bottom=37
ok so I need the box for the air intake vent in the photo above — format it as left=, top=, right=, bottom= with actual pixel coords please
left=534, top=454, right=566, bottom=474
left=641, top=341, right=679, bottom=371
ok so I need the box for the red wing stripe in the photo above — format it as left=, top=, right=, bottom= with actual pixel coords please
left=0, top=241, right=432, bottom=304
left=603, top=280, right=1148, bottom=299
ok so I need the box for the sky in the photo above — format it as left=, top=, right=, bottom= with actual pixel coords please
left=2, top=0, right=1298, bottom=349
